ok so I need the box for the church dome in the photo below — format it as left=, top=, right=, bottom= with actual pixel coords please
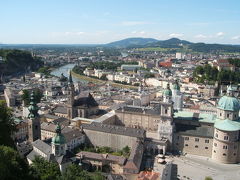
left=163, top=89, right=172, bottom=96
left=214, top=119, right=240, bottom=131
left=218, top=96, right=240, bottom=111
left=163, top=83, right=172, bottom=96
left=52, top=124, right=65, bottom=145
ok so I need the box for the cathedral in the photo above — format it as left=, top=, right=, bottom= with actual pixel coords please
left=62, top=72, right=99, bottom=119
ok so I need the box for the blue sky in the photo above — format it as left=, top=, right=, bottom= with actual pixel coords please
left=1, top=0, right=240, bottom=44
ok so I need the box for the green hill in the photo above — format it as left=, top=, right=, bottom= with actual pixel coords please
left=0, top=49, right=43, bottom=76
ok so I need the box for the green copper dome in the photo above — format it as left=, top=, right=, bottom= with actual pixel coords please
left=52, top=124, right=65, bottom=145
left=163, top=83, right=172, bottom=96
left=214, top=119, right=240, bottom=131
left=28, top=92, right=39, bottom=119
left=218, top=96, right=240, bottom=111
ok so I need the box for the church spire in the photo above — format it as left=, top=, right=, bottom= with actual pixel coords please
left=69, top=71, right=73, bottom=84
left=28, top=92, right=39, bottom=119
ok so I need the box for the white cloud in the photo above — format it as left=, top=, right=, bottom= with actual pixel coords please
left=121, top=21, right=152, bottom=26
left=232, top=35, right=240, bottom=40
left=169, top=33, right=183, bottom=38
left=63, top=31, right=85, bottom=36
left=195, top=34, right=207, bottom=39
left=216, top=32, right=225, bottom=37
left=139, top=31, right=145, bottom=34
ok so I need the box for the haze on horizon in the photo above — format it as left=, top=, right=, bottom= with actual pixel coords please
left=1, top=0, right=240, bottom=45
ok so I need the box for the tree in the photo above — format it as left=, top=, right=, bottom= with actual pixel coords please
left=0, top=100, right=15, bottom=148
left=21, top=89, right=43, bottom=106
left=62, top=164, right=91, bottom=180
left=122, top=146, right=130, bottom=157
left=0, top=146, right=32, bottom=180
left=31, top=156, right=61, bottom=180
left=21, top=89, right=30, bottom=105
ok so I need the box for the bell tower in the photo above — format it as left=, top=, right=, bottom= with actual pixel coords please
left=52, top=123, right=66, bottom=156
left=28, top=92, right=41, bottom=142
left=67, top=71, right=75, bottom=119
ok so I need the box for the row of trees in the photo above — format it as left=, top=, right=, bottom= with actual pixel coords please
left=87, top=60, right=138, bottom=71
left=74, top=145, right=131, bottom=158
left=228, top=58, right=240, bottom=67
left=0, top=147, right=104, bottom=180
left=193, top=64, right=240, bottom=84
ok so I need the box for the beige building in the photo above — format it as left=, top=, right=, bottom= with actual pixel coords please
left=173, top=85, right=240, bottom=164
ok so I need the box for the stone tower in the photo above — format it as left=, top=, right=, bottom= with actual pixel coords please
left=28, top=92, right=41, bottom=142
left=51, top=123, right=66, bottom=156
left=67, top=71, right=75, bottom=119
left=172, top=80, right=183, bottom=111
left=158, top=83, right=174, bottom=144
left=212, top=85, right=240, bottom=163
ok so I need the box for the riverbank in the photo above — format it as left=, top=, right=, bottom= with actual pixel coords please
left=71, top=70, right=138, bottom=89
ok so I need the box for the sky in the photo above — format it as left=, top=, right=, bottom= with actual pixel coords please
left=1, top=0, right=240, bottom=44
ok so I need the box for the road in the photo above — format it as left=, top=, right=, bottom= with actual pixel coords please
left=169, top=154, right=240, bottom=180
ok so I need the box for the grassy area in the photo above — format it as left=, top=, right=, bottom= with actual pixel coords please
left=71, top=70, right=138, bottom=89
left=74, top=145, right=131, bottom=158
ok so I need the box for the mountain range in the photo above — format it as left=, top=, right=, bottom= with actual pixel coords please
left=1, top=38, right=240, bottom=53
left=105, top=37, right=240, bottom=53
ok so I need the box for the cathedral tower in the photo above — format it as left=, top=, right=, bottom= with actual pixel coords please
left=67, top=71, right=75, bottom=119
left=28, top=92, right=41, bottom=142
left=51, top=123, right=66, bottom=156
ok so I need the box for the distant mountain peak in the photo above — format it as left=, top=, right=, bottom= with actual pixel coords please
left=105, top=37, right=159, bottom=48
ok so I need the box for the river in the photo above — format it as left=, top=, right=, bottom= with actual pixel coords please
left=50, top=63, right=87, bottom=83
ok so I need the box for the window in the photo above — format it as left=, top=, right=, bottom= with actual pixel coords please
left=234, top=145, right=237, bottom=149
left=227, top=114, right=229, bottom=118
left=165, top=109, right=168, bottom=114
left=205, top=139, right=209, bottom=143
left=215, top=133, right=218, bottom=138
left=185, top=137, right=189, bottom=140
left=234, top=153, right=236, bottom=156
left=214, top=143, right=217, bottom=147
left=224, top=136, right=229, bottom=140
left=195, top=145, right=198, bottom=148
left=220, top=113, right=222, bottom=116
left=214, top=150, right=216, bottom=153
left=195, top=138, right=199, bottom=142
left=223, top=145, right=228, bottom=149
left=223, top=153, right=226, bottom=156
left=176, top=143, right=179, bottom=146
left=177, top=136, right=180, bottom=140
left=185, top=144, right=188, bottom=147
left=205, top=147, right=208, bottom=149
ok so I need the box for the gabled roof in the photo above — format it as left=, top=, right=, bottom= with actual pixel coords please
left=32, top=139, right=51, bottom=155
left=82, top=122, right=145, bottom=138
left=74, top=93, right=98, bottom=107
left=175, top=123, right=214, bottom=138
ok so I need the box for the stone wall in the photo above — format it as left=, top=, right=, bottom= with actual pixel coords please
left=115, top=111, right=160, bottom=132
left=173, top=134, right=213, bottom=157
left=83, top=129, right=138, bottom=150
left=211, top=128, right=239, bottom=163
